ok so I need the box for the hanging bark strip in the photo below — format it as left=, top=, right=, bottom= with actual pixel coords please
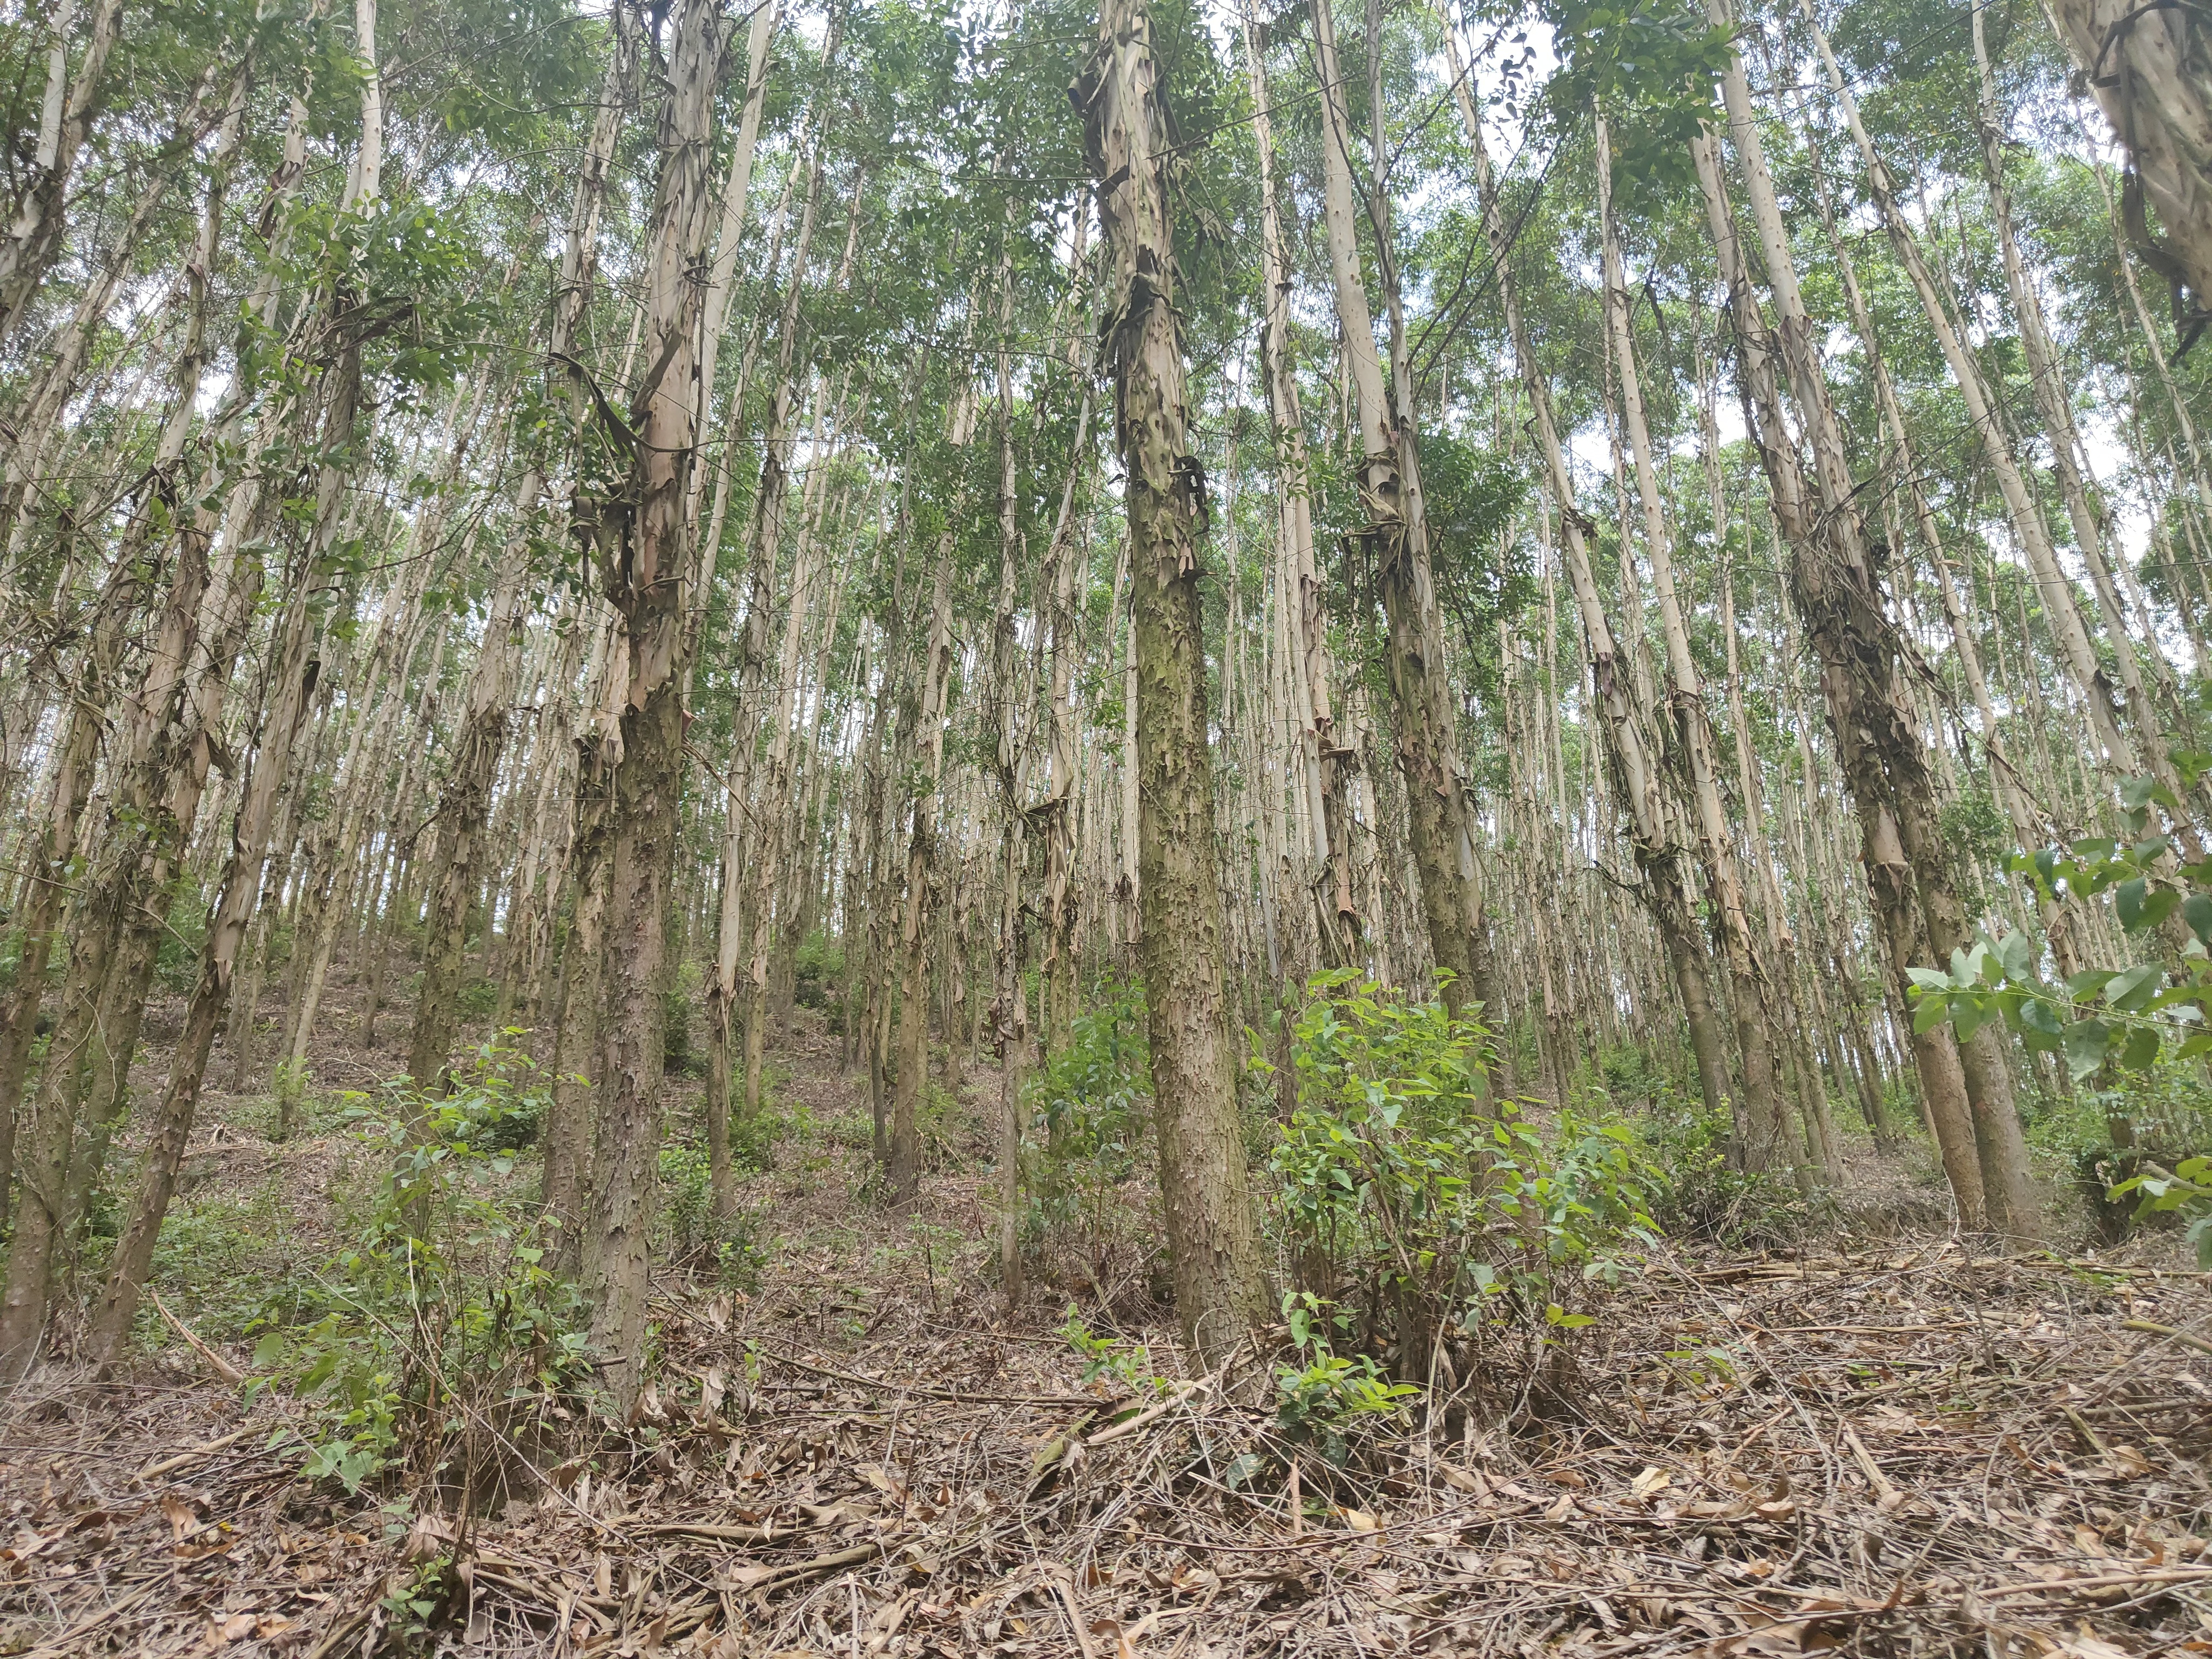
left=1075, top=0, right=1267, bottom=1360
left=1309, top=0, right=1489, bottom=1023
left=577, top=0, right=727, bottom=1411
left=406, top=2, right=638, bottom=1096
left=1458, top=85, right=1734, bottom=1131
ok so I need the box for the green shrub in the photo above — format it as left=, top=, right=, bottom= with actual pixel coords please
left=1273, top=1292, right=1421, bottom=1469
left=2025, top=1059, right=2212, bottom=1239
left=1632, top=1093, right=1805, bottom=1245
left=794, top=931, right=844, bottom=1010
left=1024, top=981, right=1162, bottom=1301
left=2112, top=1155, right=2212, bottom=1267
left=155, top=886, right=210, bottom=994
left=658, top=1142, right=772, bottom=1289
left=1265, top=972, right=1658, bottom=1379
left=456, top=974, right=499, bottom=1020
left=245, top=1042, right=591, bottom=1498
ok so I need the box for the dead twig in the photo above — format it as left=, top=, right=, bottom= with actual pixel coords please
left=146, top=1286, right=245, bottom=1385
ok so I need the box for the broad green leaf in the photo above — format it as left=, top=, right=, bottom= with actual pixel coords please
left=2119, top=1024, right=2162, bottom=1070
left=2063, top=1017, right=2114, bottom=1081
left=2106, top=963, right=2164, bottom=1013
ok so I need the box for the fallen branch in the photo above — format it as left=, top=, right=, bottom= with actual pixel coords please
left=1978, top=1567, right=2212, bottom=1600
left=731, top=1540, right=891, bottom=1596
left=638, top=1520, right=805, bottom=1545
left=16, top=1583, right=154, bottom=1658
left=2122, top=1318, right=2212, bottom=1359
left=764, top=1349, right=1096, bottom=1408
left=146, top=1286, right=245, bottom=1385
left=1085, top=1380, right=1206, bottom=1447
left=137, top=1427, right=251, bottom=1483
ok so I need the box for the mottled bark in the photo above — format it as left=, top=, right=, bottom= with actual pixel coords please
left=1078, top=0, right=1268, bottom=1359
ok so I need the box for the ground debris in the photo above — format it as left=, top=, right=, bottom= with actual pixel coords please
left=4, top=1224, right=2208, bottom=1657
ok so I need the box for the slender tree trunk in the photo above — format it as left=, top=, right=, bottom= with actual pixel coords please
left=1463, top=99, right=1734, bottom=1128
left=0, top=0, right=124, bottom=348
left=888, top=541, right=953, bottom=1209
left=82, top=559, right=328, bottom=1367
left=1309, top=0, right=1486, bottom=1021
left=1691, top=62, right=1997, bottom=1230
left=1595, top=121, right=1794, bottom=1179
left=544, top=615, right=621, bottom=1274
left=1243, top=2, right=1355, bottom=968
left=1078, top=0, right=1268, bottom=1359
left=578, top=0, right=724, bottom=1410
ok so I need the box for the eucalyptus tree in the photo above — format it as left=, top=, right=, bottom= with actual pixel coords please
left=1078, top=0, right=1269, bottom=1359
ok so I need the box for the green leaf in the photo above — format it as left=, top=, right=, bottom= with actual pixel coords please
left=2117, top=878, right=2150, bottom=930
left=2182, top=893, right=2212, bottom=947
left=2063, top=1018, right=2114, bottom=1081
left=1993, top=929, right=2037, bottom=983
left=2118, top=1024, right=2162, bottom=1071
left=2106, top=963, right=2164, bottom=1013
left=2066, top=969, right=2117, bottom=999
left=1912, top=995, right=1950, bottom=1035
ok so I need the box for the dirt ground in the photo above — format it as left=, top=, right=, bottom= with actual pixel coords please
left=2, top=979, right=2209, bottom=1657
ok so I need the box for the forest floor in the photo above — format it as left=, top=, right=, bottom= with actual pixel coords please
left=1, top=976, right=2210, bottom=1657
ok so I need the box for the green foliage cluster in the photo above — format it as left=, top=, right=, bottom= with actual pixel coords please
left=794, top=930, right=845, bottom=1012
left=245, top=1044, right=591, bottom=1496
left=1909, top=768, right=2212, bottom=1080
left=1265, top=973, right=1658, bottom=1386
left=1023, top=981, right=1163, bottom=1306
left=658, top=1144, right=772, bottom=1290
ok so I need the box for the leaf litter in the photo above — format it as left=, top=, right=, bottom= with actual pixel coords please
left=3, top=1046, right=2209, bottom=1657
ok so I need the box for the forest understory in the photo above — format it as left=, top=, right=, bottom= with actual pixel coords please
left=1, top=969, right=2207, bottom=1659
left=15, top=0, right=2212, bottom=1647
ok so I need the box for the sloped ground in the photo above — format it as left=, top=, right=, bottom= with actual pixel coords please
left=2, top=999, right=2209, bottom=1657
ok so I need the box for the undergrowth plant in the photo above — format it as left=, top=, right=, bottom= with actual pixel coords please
left=1265, top=973, right=1658, bottom=1392
left=247, top=1042, right=591, bottom=1500
left=1024, top=980, right=1162, bottom=1309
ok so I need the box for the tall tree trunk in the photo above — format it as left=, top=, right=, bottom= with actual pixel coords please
left=81, top=560, right=328, bottom=1367
left=0, top=0, right=124, bottom=347
left=578, top=0, right=724, bottom=1411
left=888, top=540, right=953, bottom=1210
left=1310, top=0, right=1486, bottom=1021
left=1595, top=119, right=1794, bottom=1180
left=1078, top=0, right=1268, bottom=1360
left=1462, top=96, right=1734, bottom=1128
left=1242, top=1, right=1355, bottom=969
left=544, top=614, right=621, bottom=1274
left=1691, top=78, right=1999, bottom=1232
left=0, top=571, right=130, bottom=1244
left=407, top=6, right=635, bottom=1094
